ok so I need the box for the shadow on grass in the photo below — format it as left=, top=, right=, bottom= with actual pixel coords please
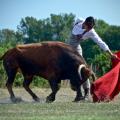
left=0, top=97, right=46, bottom=104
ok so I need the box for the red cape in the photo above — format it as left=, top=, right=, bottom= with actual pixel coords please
left=91, top=51, right=120, bottom=102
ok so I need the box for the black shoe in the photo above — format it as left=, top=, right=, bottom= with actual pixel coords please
left=73, top=96, right=84, bottom=102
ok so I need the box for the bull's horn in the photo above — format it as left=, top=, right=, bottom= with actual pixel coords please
left=78, top=64, right=86, bottom=80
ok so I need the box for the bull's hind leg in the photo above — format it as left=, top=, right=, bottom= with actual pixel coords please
left=3, top=59, right=21, bottom=102
left=5, top=68, right=21, bottom=103
left=23, top=75, right=40, bottom=102
left=46, top=80, right=61, bottom=103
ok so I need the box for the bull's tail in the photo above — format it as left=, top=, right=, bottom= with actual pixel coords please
left=0, top=54, right=5, bottom=61
left=0, top=50, right=9, bottom=61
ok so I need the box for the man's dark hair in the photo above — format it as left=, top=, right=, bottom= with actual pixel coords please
left=85, top=16, right=95, bottom=28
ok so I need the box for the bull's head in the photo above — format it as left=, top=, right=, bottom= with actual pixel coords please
left=78, top=64, right=96, bottom=82
left=71, top=64, right=96, bottom=91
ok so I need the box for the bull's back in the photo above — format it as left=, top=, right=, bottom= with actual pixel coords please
left=3, top=41, right=85, bottom=69
left=16, top=42, right=65, bottom=65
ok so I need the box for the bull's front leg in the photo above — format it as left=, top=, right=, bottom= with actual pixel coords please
left=46, top=80, right=61, bottom=103
left=70, top=78, right=84, bottom=102
left=74, top=87, right=84, bottom=102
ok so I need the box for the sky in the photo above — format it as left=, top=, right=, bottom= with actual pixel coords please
left=0, top=0, right=120, bottom=31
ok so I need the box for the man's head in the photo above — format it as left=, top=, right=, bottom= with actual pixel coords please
left=82, top=16, right=95, bottom=31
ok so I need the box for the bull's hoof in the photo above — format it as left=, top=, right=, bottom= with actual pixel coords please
left=84, top=96, right=90, bottom=101
left=73, top=96, right=84, bottom=102
left=11, top=97, right=23, bottom=103
left=33, top=97, right=40, bottom=102
left=46, top=96, right=55, bottom=103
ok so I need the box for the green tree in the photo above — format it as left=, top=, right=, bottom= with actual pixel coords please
left=104, top=25, right=120, bottom=50
left=18, top=17, right=40, bottom=43
left=50, top=13, right=74, bottom=41
left=92, top=52, right=112, bottom=77
left=17, top=13, right=75, bottom=43
left=0, top=29, right=17, bottom=46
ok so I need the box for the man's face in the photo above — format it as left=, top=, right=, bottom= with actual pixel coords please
left=82, top=22, right=93, bottom=31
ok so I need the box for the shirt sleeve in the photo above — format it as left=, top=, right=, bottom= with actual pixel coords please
left=73, top=18, right=84, bottom=26
left=89, top=29, right=110, bottom=51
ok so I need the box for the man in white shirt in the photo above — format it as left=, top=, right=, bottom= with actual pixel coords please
left=68, top=16, right=118, bottom=100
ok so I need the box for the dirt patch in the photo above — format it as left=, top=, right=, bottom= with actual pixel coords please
left=0, top=88, right=77, bottom=104
left=1, top=87, right=119, bottom=104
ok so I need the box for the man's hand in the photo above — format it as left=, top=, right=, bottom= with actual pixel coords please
left=76, top=34, right=83, bottom=39
left=107, top=50, right=120, bottom=61
left=111, top=54, right=120, bottom=61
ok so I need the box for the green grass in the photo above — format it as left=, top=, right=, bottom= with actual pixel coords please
left=0, top=88, right=120, bottom=120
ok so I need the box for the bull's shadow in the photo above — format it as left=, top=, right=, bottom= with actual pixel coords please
left=0, top=97, right=45, bottom=104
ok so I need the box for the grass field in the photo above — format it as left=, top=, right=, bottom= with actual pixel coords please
left=0, top=88, right=120, bottom=120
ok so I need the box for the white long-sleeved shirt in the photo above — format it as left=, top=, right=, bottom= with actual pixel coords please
left=69, top=19, right=110, bottom=51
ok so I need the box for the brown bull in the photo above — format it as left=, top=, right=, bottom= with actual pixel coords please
left=0, top=41, right=95, bottom=102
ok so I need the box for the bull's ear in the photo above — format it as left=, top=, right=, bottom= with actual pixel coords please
left=90, top=72, right=97, bottom=82
left=86, top=64, right=97, bottom=81
left=86, top=64, right=92, bottom=70
left=84, top=67, right=97, bottom=82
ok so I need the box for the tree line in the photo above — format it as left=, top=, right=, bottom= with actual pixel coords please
left=0, top=13, right=120, bottom=87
